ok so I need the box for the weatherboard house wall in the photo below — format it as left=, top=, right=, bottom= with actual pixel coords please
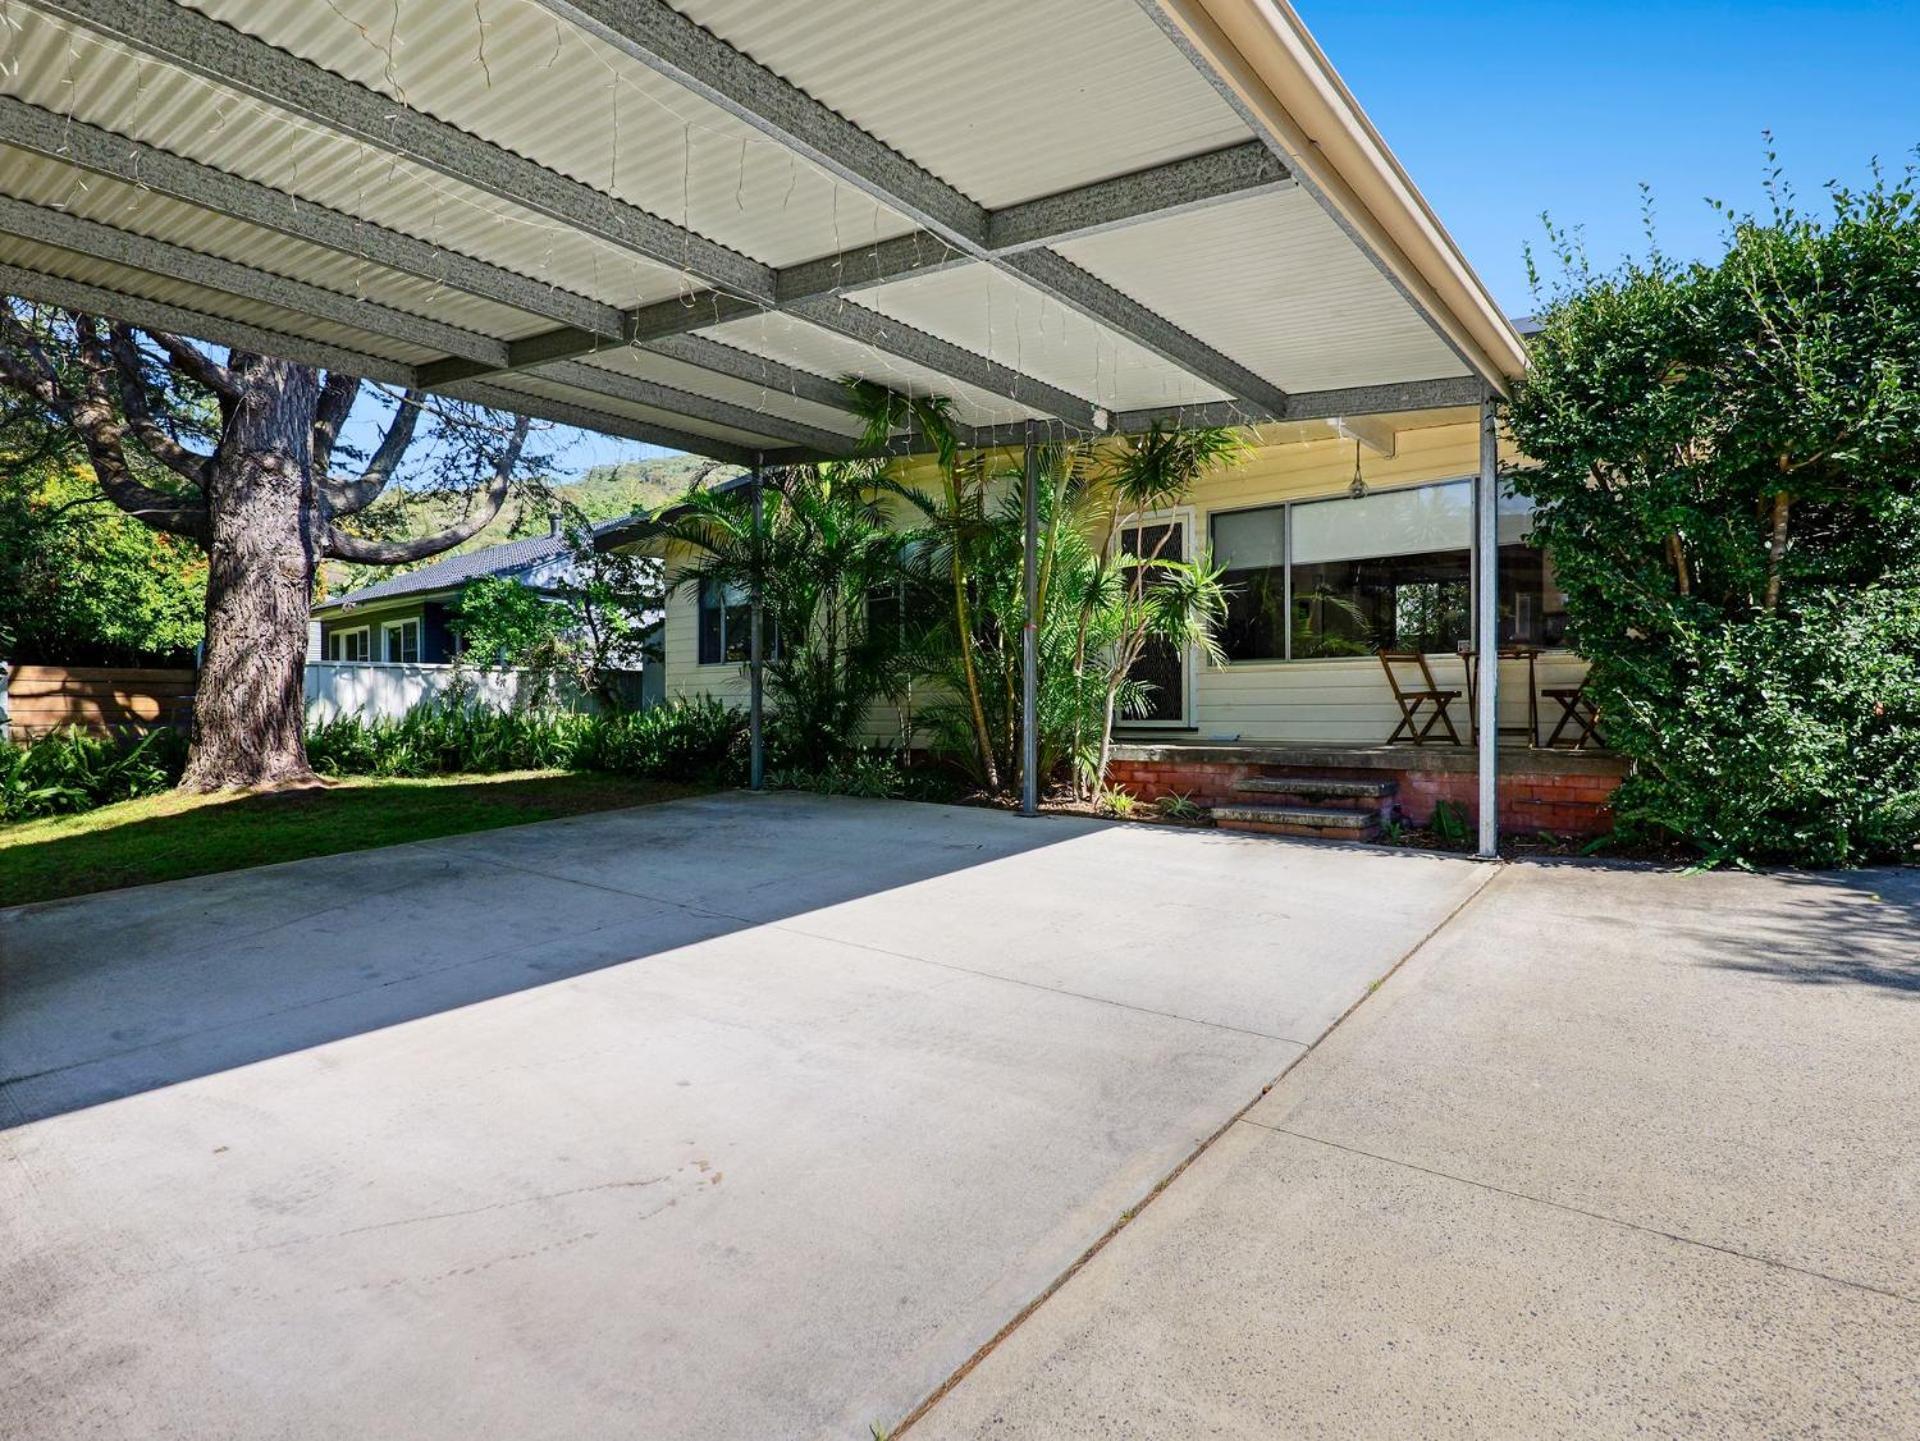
left=652, top=415, right=1592, bottom=752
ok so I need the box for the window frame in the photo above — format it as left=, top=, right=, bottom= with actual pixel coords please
left=324, top=625, right=370, bottom=663
left=1208, top=475, right=1552, bottom=666
left=383, top=618, right=422, bottom=665
left=696, top=578, right=778, bottom=666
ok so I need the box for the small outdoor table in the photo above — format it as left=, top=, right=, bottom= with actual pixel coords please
left=1457, top=645, right=1542, bottom=747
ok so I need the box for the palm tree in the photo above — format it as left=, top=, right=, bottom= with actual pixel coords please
left=845, top=381, right=1003, bottom=791
left=1079, top=424, right=1244, bottom=797
left=658, top=462, right=911, bottom=771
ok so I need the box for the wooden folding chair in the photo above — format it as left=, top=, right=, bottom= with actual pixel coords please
left=1377, top=650, right=1463, bottom=746
left=1543, top=681, right=1601, bottom=749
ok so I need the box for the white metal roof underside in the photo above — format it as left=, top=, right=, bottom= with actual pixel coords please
left=0, top=0, right=1506, bottom=465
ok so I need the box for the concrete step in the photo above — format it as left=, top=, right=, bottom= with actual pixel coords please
left=1233, top=776, right=1397, bottom=801
left=1210, top=802, right=1383, bottom=842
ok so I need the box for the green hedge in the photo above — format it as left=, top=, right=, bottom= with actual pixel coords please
left=0, top=698, right=748, bottom=824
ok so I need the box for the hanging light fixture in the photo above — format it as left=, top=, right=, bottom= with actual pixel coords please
left=1349, top=437, right=1368, bottom=499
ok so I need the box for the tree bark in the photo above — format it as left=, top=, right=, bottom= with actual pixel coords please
left=179, top=357, right=321, bottom=791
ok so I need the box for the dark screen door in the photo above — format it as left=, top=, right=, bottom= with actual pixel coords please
left=1122, top=519, right=1187, bottom=724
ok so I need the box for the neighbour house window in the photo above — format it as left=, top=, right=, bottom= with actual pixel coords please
left=1208, top=481, right=1563, bottom=661
left=325, top=626, right=370, bottom=662
left=384, top=619, right=421, bottom=664
left=697, top=579, right=778, bottom=664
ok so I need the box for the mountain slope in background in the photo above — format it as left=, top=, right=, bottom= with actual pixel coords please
left=322, top=454, right=739, bottom=600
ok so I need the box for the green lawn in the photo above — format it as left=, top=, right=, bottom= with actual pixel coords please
left=0, top=771, right=707, bottom=909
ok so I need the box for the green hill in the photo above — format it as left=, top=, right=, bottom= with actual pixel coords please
left=324, top=454, right=741, bottom=598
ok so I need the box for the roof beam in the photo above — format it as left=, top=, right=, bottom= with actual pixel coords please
left=0, top=262, right=418, bottom=384
left=441, top=381, right=758, bottom=465
left=35, top=0, right=775, bottom=304
left=772, top=145, right=1291, bottom=302
left=986, top=142, right=1289, bottom=253
left=535, top=0, right=989, bottom=244
left=0, top=95, right=872, bottom=432
left=0, top=96, right=626, bottom=341
left=0, top=193, right=510, bottom=369
left=530, top=0, right=1285, bottom=417
left=535, top=360, right=859, bottom=456
left=437, top=146, right=1296, bottom=413
left=647, top=335, right=852, bottom=414
left=1112, top=375, right=1485, bottom=432
left=784, top=298, right=1100, bottom=432
left=0, top=259, right=764, bottom=462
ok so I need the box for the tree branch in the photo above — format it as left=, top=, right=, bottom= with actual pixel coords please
left=319, top=386, right=422, bottom=518
left=150, top=330, right=237, bottom=399
left=0, top=306, right=207, bottom=541
left=105, top=323, right=212, bottom=488
left=310, top=371, right=359, bottom=475
left=323, top=414, right=527, bottom=564
left=1763, top=488, right=1791, bottom=612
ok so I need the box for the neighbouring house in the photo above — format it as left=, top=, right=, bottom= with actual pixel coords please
left=308, top=520, right=663, bottom=721
left=604, top=411, right=1625, bottom=839
left=311, top=523, right=584, bottom=668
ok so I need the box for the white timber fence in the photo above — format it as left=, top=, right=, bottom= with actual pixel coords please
left=303, top=662, right=656, bottom=723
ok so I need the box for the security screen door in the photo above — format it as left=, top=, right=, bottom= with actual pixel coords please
left=1121, top=518, right=1188, bottom=725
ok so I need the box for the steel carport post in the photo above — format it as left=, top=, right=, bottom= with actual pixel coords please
left=749, top=454, right=765, bottom=792
left=1474, top=394, right=1499, bottom=857
left=1020, top=421, right=1040, bottom=817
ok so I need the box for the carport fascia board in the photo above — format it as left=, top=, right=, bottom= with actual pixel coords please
left=1131, top=0, right=1527, bottom=390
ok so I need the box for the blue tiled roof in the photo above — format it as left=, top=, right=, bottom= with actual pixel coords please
left=314, top=516, right=630, bottom=613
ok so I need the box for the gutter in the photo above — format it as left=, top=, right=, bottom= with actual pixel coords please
left=1154, top=0, right=1529, bottom=389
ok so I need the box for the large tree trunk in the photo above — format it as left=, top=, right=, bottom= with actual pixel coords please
left=180, top=358, right=320, bottom=791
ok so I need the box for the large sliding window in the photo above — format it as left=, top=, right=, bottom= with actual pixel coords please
left=1214, top=506, right=1289, bottom=662
left=1208, top=480, right=1563, bottom=661
left=1292, top=482, right=1473, bottom=657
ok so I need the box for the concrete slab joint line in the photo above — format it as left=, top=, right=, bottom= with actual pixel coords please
left=888, top=860, right=1506, bottom=1437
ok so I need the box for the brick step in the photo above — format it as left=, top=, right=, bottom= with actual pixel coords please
left=1233, top=775, right=1397, bottom=801
left=1210, top=802, right=1383, bottom=842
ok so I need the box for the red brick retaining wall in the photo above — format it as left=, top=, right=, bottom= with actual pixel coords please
left=1105, top=756, right=1621, bottom=837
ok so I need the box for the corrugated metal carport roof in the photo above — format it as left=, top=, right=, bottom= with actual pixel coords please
left=0, top=0, right=1526, bottom=462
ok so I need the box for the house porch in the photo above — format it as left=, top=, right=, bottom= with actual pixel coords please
left=1107, top=738, right=1625, bottom=839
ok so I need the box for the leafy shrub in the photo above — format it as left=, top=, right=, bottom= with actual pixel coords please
left=1600, top=581, right=1920, bottom=866
left=0, top=726, right=188, bottom=822
left=1506, top=167, right=1920, bottom=865
left=765, top=748, right=913, bottom=800
left=575, top=698, right=747, bottom=783
left=307, top=697, right=746, bottom=787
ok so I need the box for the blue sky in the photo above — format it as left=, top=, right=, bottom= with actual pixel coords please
left=1308, top=0, right=1920, bottom=313
left=449, top=1, right=1920, bottom=479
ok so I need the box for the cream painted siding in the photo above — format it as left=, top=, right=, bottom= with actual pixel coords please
left=660, top=545, right=753, bottom=711
left=651, top=419, right=1587, bottom=747
left=661, top=543, right=943, bottom=748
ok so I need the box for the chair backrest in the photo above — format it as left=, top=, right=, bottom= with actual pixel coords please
left=1376, top=650, right=1440, bottom=700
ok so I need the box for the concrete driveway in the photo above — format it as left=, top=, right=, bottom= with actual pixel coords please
left=0, top=792, right=1486, bottom=1440
left=916, top=862, right=1920, bottom=1438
